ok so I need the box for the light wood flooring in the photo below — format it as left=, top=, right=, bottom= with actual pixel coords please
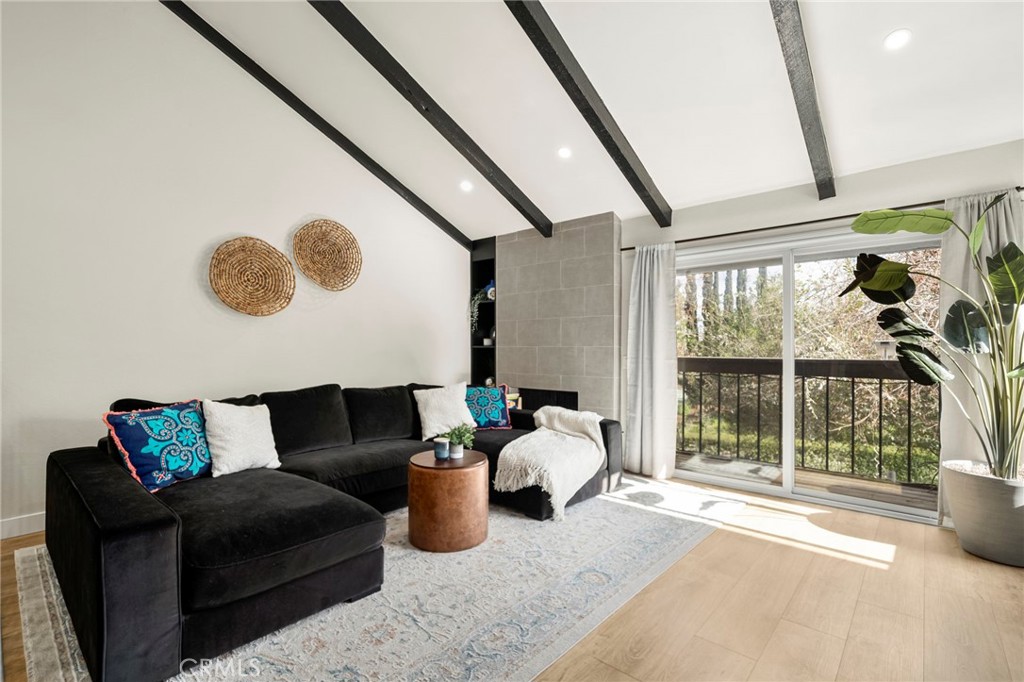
left=540, top=480, right=1022, bottom=682
left=2, top=481, right=1020, bottom=682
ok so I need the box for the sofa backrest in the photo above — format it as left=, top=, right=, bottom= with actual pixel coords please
left=342, top=386, right=415, bottom=443
left=109, top=395, right=261, bottom=412
left=259, top=384, right=353, bottom=456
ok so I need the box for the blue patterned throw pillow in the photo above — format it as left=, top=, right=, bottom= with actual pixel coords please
left=103, top=399, right=211, bottom=491
left=466, top=385, right=511, bottom=430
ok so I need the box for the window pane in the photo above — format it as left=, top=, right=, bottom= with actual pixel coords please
left=792, top=247, right=940, bottom=511
left=676, top=263, right=783, bottom=487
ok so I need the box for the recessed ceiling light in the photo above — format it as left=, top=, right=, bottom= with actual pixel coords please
left=884, top=28, right=912, bottom=51
left=557, top=146, right=573, bottom=159
left=459, top=180, right=474, bottom=192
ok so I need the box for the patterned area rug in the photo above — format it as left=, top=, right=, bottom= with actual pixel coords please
left=16, top=477, right=742, bottom=681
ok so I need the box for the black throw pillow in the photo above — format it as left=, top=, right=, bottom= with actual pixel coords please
left=343, top=386, right=414, bottom=443
left=259, top=384, right=353, bottom=456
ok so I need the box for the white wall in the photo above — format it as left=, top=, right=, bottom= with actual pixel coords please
left=1, top=2, right=470, bottom=534
left=623, top=140, right=1024, bottom=248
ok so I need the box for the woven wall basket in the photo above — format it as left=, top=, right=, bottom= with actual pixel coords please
left=209, top=236, right=295, bottom=316
left=293, top=219, right=362, bottom=291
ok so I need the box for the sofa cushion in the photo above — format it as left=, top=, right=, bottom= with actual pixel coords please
left=471, top=428, right=532, bottom=460
left=470, top=428, right=533, bottom=478
left=412, top=382, right=476, bottom=440
left=259, top=384, right=352, bottom=456
left=202, top=400, right=281, bottom=477
left=155, top=469, right=384, bottom=611
left=278, top=439, right=428, bottom=497
left=406, top=383, right=438, bottom=443
left=466, top=385, right=511, bottom=430
left=343, top=386, right=414, bottom=443
left=102, top=400, right=211, bottom=492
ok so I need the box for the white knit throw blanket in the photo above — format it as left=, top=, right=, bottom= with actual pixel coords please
left=493, top=406, right=606, bottom=521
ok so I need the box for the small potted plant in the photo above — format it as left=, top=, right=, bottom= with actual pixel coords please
left=468, top=289, right=488, bottom=334
left=445, top=424, right=475, bottom=460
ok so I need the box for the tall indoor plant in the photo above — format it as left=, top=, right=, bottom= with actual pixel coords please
left=840, top=193, right=1023, bottom=565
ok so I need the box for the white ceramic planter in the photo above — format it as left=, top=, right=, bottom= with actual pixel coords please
left=450, top=444, right=464, bottom=459
left=942, top=460, right=1024, bottom=567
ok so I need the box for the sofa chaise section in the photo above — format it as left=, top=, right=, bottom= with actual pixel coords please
left=46, top=445, right=386, bottom=682
left=472, top=408, right=624, bottom=520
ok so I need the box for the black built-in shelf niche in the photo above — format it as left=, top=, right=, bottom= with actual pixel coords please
left=470, top=237, right=496, bottom=386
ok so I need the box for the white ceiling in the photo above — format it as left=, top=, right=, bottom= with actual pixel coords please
left=192, top=1, right=1024, bottom=241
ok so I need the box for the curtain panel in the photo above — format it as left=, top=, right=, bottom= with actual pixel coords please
left=625, top=243, right=677, bottom=478
left=938, top=188, right=1023, bottom=521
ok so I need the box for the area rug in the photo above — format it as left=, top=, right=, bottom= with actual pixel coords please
left=16, top=478, right=743, bottom=681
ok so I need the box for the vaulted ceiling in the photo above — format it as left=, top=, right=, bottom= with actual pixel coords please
left=184, top=1, right=1023, bottom=243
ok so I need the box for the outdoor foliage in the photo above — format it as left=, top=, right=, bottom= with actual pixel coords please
left=675, top=248, right=942, bottom=488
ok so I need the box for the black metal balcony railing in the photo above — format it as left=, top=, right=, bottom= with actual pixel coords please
left=677, top=357, right=941, bottom=489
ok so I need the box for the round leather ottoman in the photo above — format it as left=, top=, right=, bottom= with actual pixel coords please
left=408, top=450, right=488, bottom=552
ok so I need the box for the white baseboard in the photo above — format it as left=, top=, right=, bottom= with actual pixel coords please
left=2, top=511, right=45, bottom=539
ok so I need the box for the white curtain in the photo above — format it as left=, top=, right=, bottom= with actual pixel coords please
left=626, top=243, right=677, bottom=478
left=938, top=188, right=1023, bottom=521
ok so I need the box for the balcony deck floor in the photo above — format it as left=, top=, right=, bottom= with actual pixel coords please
left=676, top=452, right=937, bottom=512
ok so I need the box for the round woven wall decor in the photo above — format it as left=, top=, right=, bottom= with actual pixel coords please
left=209, top=237, right=295, bottom=316
left=292, top=219, right=362, bottom=291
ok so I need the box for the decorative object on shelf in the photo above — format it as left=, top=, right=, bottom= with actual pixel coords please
left=209, top=236, right=295, bottom=316
left=433, top=437, right=450, bottom=461
left=485, top=279, right=496, bottom=300
left=293, top=219, right=362, bottom=291
left=445, top=424, right=475, bottom=459
left=469, top=288, right=488, bottom=333
left=482, top=338, right=493, bottom=347
left=841, top=192, right=1023, bottom=566
left=490, top=326, right=497, bottom=341
left=484, top=377, right=495, bottom=388
left=505, top=390, right=521, bottom=410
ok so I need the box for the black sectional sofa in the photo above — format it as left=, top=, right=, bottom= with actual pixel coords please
left=46, top=383, right=622, bottom=682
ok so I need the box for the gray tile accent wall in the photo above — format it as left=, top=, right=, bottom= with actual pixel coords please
left=496, top=212, right=621, bottom=419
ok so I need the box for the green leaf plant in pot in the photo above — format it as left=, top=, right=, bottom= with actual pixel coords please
left=840, top=193, right=1024, bottom=566
left=468, top=289, right=488, bottom=335
left=445, top=424, right=475, bottom=460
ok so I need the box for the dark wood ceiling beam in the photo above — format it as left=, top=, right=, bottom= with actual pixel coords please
left=506, top=0, right=673, bottom=228
left=160, top=0, right=472, bottom=250
left=309, top=1, right=553, bottom=238
left=769, top=0, right=836, bottom=201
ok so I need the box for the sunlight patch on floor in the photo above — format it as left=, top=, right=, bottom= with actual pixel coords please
left=600, top=476, right=747, bottom=528
left=617, top=476, right=898, bottom=569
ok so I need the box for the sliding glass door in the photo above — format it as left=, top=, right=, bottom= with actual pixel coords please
left=791, top=247, right=941, bottom=512
left=674, top=225, right=942, bottom=518
left=676, top=260, right=784, bottom=488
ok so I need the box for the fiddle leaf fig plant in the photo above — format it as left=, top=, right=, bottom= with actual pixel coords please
left=840, top=193, right=1022, bottom=479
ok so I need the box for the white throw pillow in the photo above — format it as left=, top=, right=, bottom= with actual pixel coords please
left=202, top=399, right=281, bottom=477
left=413, top=382, right=476, bottom=440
